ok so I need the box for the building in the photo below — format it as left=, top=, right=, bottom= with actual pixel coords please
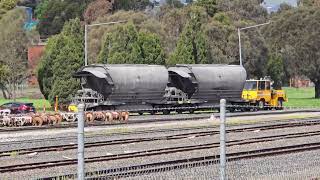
left=27, top=42, right=46, bottom=86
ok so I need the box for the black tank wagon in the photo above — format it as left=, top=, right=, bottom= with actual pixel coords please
left=74, top=64, right=168, bottom=111
left=166, top=64, right=246, bottom=102
left=73, top=64, right=247, bottom=114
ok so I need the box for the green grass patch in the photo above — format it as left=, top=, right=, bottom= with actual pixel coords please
left=0, top=98, right=52, bottom=111
left=283, top=87, right=320, bottom=108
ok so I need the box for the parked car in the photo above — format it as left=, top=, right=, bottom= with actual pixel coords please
left=0, top=102, right=36, bottom=114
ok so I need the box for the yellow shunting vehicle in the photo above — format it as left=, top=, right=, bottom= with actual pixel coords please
left=242, top=79, right=288, bottom=109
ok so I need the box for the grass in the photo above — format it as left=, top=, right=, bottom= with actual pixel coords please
left=0, top=98, right=51, bottom=111
left=283, top=87, right=320, bottom=108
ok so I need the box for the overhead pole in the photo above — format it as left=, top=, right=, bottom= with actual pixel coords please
left=84, top=20, right=127, bottom=66
left=238, top=21, right=271, bottom=67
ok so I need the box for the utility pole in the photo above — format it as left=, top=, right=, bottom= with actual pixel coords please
left=238, top=21, right=271, bottom=66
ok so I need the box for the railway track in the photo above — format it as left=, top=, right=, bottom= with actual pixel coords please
left=1, top=117, right=320, bottom=155
left=2, top=126, right=320, bottom=173
left=45, top=141, right=320, bottom=179
left=0, top=109, right=318, bottom=133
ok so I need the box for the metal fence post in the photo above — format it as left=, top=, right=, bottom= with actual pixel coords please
left=220, top=99, right=226, bottom=180
left=77, top=103, right=85, bottom=180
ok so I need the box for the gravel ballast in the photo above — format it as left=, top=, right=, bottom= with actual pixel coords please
left=1, top=112, right=320, bottom=179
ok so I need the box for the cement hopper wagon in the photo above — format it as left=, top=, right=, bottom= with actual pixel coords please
left=167, top=64, right=247, bottom=105
left=74, top=64, right=169, bottom=110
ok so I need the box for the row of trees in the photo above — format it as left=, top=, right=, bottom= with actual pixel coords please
left=1, top=0, right=320, bottom=104
left=37, top=0, right=272, bottom=104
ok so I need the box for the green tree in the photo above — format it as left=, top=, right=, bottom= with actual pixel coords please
left=195, top=0, right=217, bottom=17
left=35, top=0, right=91, bottom=36
left=0, top=0, right=18, bottom=19
left=98, top=23, right=165, bottom=65
left=38, top=18, right=84, bottom=104
left=168, top=6, right=208, bottom=64
left=0, top=64, right=9, bottom=98
left=165, top=0, right=184, bottom=8
left=133, top=31, right=165, bottom=64
left=0, top=8, right=30, bottom=100
left=267, top=54, right=285, bottom=89
left=113, top=0, right=150, bottom=11
left=98, top=23, right=139, bottom=64
left=264, top=7, right=320, bottom=98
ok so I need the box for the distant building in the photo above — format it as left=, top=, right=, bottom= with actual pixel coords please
left=27, top=42, right=45, bottom=86
left=261, top=0, right=297, bottom=13
left=290, top=76, right=314, bottom=88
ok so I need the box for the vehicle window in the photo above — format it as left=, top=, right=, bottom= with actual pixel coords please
left=1, top=103, right=11, bottom=108
left=265, top=81, right=270, bottom=90
left=11, top=103, right=20, bottom=107
left=258, top=81, right=266, bottom=90
left=244, top=81, right=257, bottom=90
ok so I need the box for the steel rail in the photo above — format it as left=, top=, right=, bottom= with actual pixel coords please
left=1, top=118, right=320, bottom=157
left=2, top=129, right=320, bottom=173
left=0, top=109, right=319, bottom=133
left=45, top=141, right=320, bottom=179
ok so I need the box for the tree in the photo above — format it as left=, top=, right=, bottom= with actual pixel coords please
left=88, top=10, right=149, bottom=63
left=38, top=18, right=84, bottom=104
left=168, top=6, right=208, bottom=64
left=98, top=23, right=165, bottom=65
left=133, top=31, right=165, bottom=64
left=0, top=0, right=18, bottom=19
left=113, top=0, right=150, bottom=11
left=165, top=0, right=184, bottom=8
left=263, top=7, right=320, bottom=98
left=0, top=8, right=30, bottom=100
left=35, top=0, right=91, bottom=36
left=83, top=0, right=113, bottom=24
left=0, top=64, right=9, bottom=98
left=195, top=0, right=217, bottom=17
left=217, top=0, right=268, bottom=23
left=267, top=54, right=285, bottom=89
left=298, top=0, right=320, bottom=7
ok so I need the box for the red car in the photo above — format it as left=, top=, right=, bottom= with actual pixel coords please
left=0, top=102, right=36, bottom=114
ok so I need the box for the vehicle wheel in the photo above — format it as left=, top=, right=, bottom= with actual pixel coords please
left=150, top=111, right=155, bottom=115
left=163, top=110, right=170, bottom=115
left=258, top=101, right=265, bottom=110
left=177, top=110, right=183, bottom=114
left=276, top=99, right=283, bottom=110
left=138, top=112, right=143, bottom=115
left=189, top=109, right=194, bottom=114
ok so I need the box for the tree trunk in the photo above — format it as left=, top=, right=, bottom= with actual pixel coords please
left=0, top=84, right=8, bottom=99
left=315, top=81, right=320, bottom=99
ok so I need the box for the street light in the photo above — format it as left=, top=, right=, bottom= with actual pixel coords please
left=84, top=20, right=127, bottom=66
left=238, top=21, right=271, bottom=66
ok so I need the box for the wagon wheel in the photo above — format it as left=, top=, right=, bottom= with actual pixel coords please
left=163, top=110, right=170, bottom=115
left=258, top=100, right=265, bottom=110
left=276, top=99, right=283, bottom=110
